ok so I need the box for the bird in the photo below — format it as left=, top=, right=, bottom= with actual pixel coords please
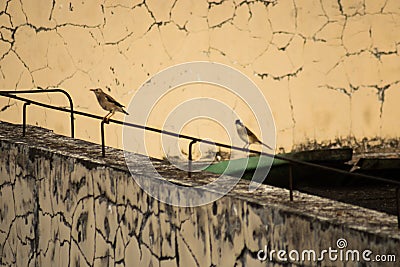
left=215, top=149, right=223, bottom=162
left=235, top=119, right=273, bottom=150
left=90, top=88, right=129, bottom=123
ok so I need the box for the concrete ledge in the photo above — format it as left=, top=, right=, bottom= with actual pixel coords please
left=0, top=121, right=398, bottom=266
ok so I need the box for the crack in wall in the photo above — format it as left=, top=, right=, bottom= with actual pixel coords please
left=255, top=66, right=303, bottom=81
left=0, top=0, right=399, bottom=154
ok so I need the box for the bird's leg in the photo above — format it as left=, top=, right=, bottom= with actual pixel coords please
left=106, top=110, right=115, bottom=123
left=103, top=111, right=112, bottom=124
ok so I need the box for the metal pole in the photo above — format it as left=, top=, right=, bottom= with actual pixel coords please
left=188, top=140, right=198, bottom=178
left=70, top=105, right=74, bottom=138
left=101, top=121, right=105, bottom=157
left=61, top=89, right=75, bottom=138
left=22, top=102, right=31, bottom=136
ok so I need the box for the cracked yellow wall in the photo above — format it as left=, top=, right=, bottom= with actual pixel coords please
left=0, top=0, right=400, bottom=157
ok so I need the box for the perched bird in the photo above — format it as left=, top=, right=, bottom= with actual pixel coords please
left=235, top=119, right=273, bottom=150
left=215, top=148, right=229, bottom=162
left=215, top=150, right=223, bottom=162
left=90, top=88, right=129, bottom=123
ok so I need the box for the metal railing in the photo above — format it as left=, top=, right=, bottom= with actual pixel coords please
left=0, top=89, right=399, bottom=228
left=0, top=89, right=75, bottom=137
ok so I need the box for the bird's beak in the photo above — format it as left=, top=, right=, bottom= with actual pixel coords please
left=90, top=89, right=95, bottom=92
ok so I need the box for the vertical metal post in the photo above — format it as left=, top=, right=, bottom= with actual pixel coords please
left=101, top=121, right=105, bottom=157
left=188, top=140, right=198, bottom=178
left=396, top=187, right=400, bottom=229
left=22, top=101, right=31, bottom=136
left=70, top=107, right=74, bottom=138
left=289, top=165, right=293, bottom=201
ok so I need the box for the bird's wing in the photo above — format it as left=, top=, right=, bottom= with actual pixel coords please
left=104, top=93, right=125, bottom=108
left=245, top=126, right=260, bottom=142
left=245, top=126, right=273, bottom=149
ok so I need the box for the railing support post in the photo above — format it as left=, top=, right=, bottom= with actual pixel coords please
left=188, top=140, right=198, bottom=178
left=22, top=101, right=31, bottom=136
left=70, top=106, right=74, bottom=138
left=101, top=121, right=106, bottom=157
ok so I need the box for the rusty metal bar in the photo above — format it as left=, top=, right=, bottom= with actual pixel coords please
left=188, top=139, right=198, bottom=178
left=101, top=120, right=106, bottom=157
left=22, top=101, right=31, bottom=136
left=289, top=165, right=294, bottom=201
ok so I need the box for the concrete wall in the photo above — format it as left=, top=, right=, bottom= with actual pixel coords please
left=0, top=0, right=400, bottom=159
left=0, top=121, right=399, bottom=266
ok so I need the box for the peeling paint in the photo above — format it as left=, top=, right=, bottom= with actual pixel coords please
left=0, top=121, right=399, bottom=266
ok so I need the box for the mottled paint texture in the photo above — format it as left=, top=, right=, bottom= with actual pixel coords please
left=0, top=0, right=399, bottom=159
left=0, top=121, right=399, bottom=266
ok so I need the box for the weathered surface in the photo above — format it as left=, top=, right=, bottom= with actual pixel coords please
left=0, top=0, right=400, bottom=155
left=0, top=121, right=399, bottom=266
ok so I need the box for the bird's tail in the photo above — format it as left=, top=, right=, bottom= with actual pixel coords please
left=260, top=142, right=273, bottom=150
left=123, top=109, right=129, bottom=115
